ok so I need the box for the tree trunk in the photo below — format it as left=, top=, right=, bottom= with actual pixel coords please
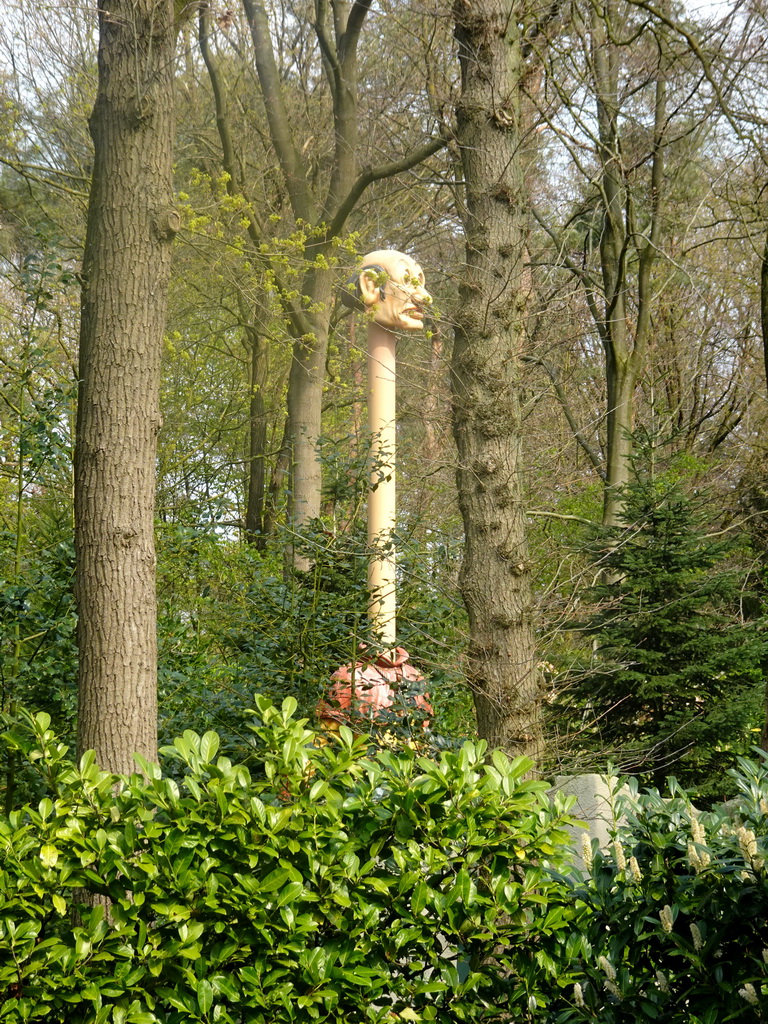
left=451, top=0, right=540, bottom=759
left=592, top=1, right=631, bottom=528
left=422, top=329, right=444, bottom=461
left=245, top=326, right=269, bottom=548
left=284, top=264, right=337, bottom=568
left=263, top=416, right=291, bottom=541
left=592, top=0, right=666, bottom=527
left=75, top=0, right=179, bottom=774
left=285, top=312, right=329, bottom=564
left=603, top=356, right=636, bottom=527
left=760, top=229, right=768, bottom=753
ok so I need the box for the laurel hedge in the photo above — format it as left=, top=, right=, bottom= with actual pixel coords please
left=545, top=759, right=768, bottom=1023
left=3, top=701, right=767, bottom=1023
left=0, top=700, right=577, bottom=1023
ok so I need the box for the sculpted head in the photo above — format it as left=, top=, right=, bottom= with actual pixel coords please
left=343, top=249, right=432, bottom=331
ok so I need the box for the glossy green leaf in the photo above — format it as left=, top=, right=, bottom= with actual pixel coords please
left=197, top=978, right=213, bottom=1015
left=39, top=844, right=59, bottom=867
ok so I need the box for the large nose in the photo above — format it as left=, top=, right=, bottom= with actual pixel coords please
left=412, top=281, right=432, bottom=305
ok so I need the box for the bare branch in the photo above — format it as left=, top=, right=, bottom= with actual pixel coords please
left=241, top=0, right=317, bottom=223
left=325, top=135, right=449, bottom=241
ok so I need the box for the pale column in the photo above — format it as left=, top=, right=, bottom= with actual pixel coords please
left=367, top=321, right=398, bottom=647
left=341, top=248, right=431, bottom=651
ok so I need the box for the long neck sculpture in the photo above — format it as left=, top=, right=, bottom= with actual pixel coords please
left=317, top=249, right=433, bottom=733
left=367, top=320, right=398, bottom=647
left=341, top=248, right=432, bottom=651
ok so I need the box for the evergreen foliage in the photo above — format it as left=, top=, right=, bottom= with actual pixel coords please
left=154, top=518, right=465, bottom=770
left=0, top=250, right=78, bottom=811
left=544, top=756, right=768, bottom=1022
left=554, top=465, right=766, bottom=795
left=2, top=707, right=768, bottom=1022
left=0, top=702, right=577, bottom=1023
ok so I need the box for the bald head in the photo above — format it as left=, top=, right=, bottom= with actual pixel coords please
left=347, top=249, right=432, bottom=331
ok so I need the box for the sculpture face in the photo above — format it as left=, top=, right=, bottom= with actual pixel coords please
left=357, top=249, right=432, bottom=331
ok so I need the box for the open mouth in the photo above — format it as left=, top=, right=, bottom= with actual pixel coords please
left=404, top=307, right=424, bottom=319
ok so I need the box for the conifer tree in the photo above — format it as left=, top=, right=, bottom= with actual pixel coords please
left=556, top=455, right=766, bottom=795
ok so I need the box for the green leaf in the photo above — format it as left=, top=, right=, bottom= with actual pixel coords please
left=276, top=881, right=303, bottom=907
left=411, top=880, right=428, bottom=915
left=40, top=844, right=59, bottom=867
left=447, top=867, right=470, bottom=906
left=281, top=696, right=298, bottom=718
left=367, top=876, right=393, bottom=894
left=394, top=814, right=413, bottom=840
left=197, top=978, right=213, bottom=1015
left=35, top=711, right=52, bottom=732
left=309, top=779, right=328, bottom=801
left=211, top=974, right=239, bottom=1000
left=200, top=731, right=220, bottom=763
left=260, top=867, right=291, bottom=892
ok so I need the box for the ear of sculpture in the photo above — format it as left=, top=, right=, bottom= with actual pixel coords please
left=358, top=265, right=388, bottom=307
left=340, top=264, right=387, bottom=312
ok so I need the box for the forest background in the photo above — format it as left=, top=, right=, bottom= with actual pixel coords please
left=1, top=0, right=768, bottom=807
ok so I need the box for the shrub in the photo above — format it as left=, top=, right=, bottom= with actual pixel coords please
left=546, top=756, right=768, bottom=1022
left=552, top=462, right=766, bottom=798
left=155, top=522, right=372, bottom=756
left=0, top=700, right=577, bottom=1023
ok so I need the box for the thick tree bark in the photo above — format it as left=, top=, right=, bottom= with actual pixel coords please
left=75, top=0, right=179, bottom=773
left=451, top=0, right=540, bottom=759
